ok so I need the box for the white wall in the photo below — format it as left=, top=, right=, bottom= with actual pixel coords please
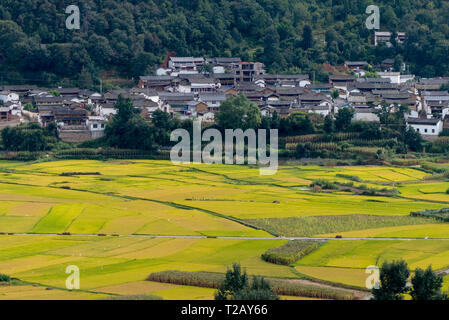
left=409, top=122, right=443, bottom=135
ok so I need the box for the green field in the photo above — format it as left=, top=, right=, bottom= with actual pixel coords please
left=0, top=160, right=449, bottom=299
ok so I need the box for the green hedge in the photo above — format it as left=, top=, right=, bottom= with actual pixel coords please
left=261, top=240, right=321, bottom=265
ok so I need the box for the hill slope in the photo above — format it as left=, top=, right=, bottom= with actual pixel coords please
left=0, top=0, right=448, bottom=86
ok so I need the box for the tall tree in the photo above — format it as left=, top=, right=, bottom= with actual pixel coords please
left=335, top=107, right=354, bottom=131
left=372, top=260, right=410, bottom=300
left=410, top=266, right=444, bottom=300
left=216, top=94, right=261, bottom=131
left=301, top=25, right=314, bottom=50
left=215, top=263, right=249, bottom=300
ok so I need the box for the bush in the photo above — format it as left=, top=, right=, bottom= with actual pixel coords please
left=411, top=208, right=449, bottom=222
left=310, top=179, right=338, bottom=190
left=0, top=273, right=10, bottom=282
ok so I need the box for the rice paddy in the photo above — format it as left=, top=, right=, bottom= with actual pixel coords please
left=0, top=159, right=448, bottom=299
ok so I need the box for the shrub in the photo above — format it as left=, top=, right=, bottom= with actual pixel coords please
left=310, top=179, right=338, bottom=190
left=410, top=208, right=449, bottom=222
left=0, top=273, right=10, bottom=282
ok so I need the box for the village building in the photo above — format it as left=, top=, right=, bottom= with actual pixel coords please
left=374, top=31, right=406, bottom=46
left=407, top=117, right=443, bottom=138
left=233, top=62, right=265, bottom=83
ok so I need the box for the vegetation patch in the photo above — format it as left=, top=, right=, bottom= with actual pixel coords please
left=60, top=172, right=101, bottom=176
left=99, top=294, right=163, bottom=300
left=147, top=270, right=356, bottom=300
left=0, top=273, right=10, bottom=284
left=246, top=215, right=437, bottom=237
left=261, top=241, right=322, bottom=266
left=411, top=208, right=449, bottom=223
left=310, top=179, right=399, bottom=196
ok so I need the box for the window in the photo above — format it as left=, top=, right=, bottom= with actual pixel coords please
left=416, top=128, right=420, bottom=132
left=425, top=129, right=428, bottom=133
left=101, top=124, right=105, bottom=128
left=432, top=129, right=435, bottom=133
left=93, top=124, right=98, bottom=129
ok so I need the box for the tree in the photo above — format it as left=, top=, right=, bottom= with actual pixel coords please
left=199, top=63, right=213, bottom=75
left=410, top=266, right=444, bottom=300
left=301, top=25, right=314, bottom=50
left=335, top=107, right=354, bottom=131
left=216, top=95, right=261, bottom=131
left=331, top=90, right=340, bottom=100
left=49, top=90, right=60, bottom=97
left=78, top=67, right=93, bottom=89
left=264, top=25, right=281, bottom=67
left=215, top=263, right=249, bottom=300
left=105, top=95, right=155, bottom=150
left=0, top=273, right=10, bottom=283
left=404, top=126, right=423, bottom=152
left=233, top=276, right=279, bottom=300
left=323, top=115, right=335, bottom=134
left=215, top=264, right=278, bottom=300
left=372, top=260, right=410, bottom=300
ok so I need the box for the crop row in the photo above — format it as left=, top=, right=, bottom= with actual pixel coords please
left=147, top=270, right=356, bottom=300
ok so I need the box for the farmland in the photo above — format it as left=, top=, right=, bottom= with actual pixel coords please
left=0, top=159, right=449, bottom=299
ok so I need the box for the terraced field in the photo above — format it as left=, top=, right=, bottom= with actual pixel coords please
left=0, top=160, right=448, bottom=299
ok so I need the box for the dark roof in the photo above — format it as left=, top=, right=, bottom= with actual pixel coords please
left=209, top=57, right=242, bottom=64
left=382, top=58, right=395, bottom=64
left=307, top=83, right=332, bottom=89
left=329, top=75, right=356, bottom=81
left=54, top=88, right=81, bottom=94
left=259, top=74, right=309, bottom=80
left=198, top=93, right=227, bottom=101
left=140, top=76, right=174, bottom=81
left=34, top=96, right=64, bottom=103
left=345, top=61, right=368, bottom=66
left=1, top=85, right=38, bottom=92
left=158, top=92, right=195, bottom=102
left=407, top=118, right=440, bottom=125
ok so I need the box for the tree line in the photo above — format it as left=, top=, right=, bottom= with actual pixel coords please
left=1, top=0, right=449, bottom=87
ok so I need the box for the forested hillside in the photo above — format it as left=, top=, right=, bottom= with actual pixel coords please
left=0, top=0, right=448, bottom=87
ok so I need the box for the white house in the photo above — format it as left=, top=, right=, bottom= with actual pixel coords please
left=87, top=116, right=106, bottom=139
left=407, top=118, right=443, bottom=137
left=198, top=93, right=227, bottom=111
left=0, top=91, right=19, bottom=103
left=308, top=105, right=331, bottom=117
left=353, top=108, right=380, bottom=122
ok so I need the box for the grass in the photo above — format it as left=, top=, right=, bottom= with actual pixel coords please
left=0, top=160, right=447, bottom=299
left=246, top=215, right=438, bottom=237
left=295, top=266, right=368, bottom=288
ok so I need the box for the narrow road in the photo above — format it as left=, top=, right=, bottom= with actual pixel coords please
left=4, top=232, right=449, bottom=241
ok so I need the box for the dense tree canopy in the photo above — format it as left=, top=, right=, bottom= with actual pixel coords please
left=105, top=94, right=155, bottom=150
left=1, top=0, right=449, bottom=86
left=216, top=94, right=261, bottom=130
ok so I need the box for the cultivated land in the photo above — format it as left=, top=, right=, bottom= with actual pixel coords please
left=1, top=160, right=449, bottom=299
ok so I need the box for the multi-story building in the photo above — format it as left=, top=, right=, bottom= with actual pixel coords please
left=233, top=62, right=265, bottom=83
